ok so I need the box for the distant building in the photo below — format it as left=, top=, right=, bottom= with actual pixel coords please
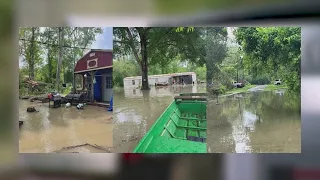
left=123, top=72, right=197, bottom=88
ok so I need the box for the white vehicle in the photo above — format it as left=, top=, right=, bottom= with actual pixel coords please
left=232, top=81, right=244, bottom=88
left=274, top=79, right=281, bottom=85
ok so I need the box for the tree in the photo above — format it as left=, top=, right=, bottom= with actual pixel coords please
left=205, top=27, right=228, bottom=85
left=56, top=27, right=64, bottom=92
left=113, top=27, right=226, bottom=90
left=235, top=27, right=301, bottom=93
left=19, top=27, right=103, bottom=95
left=19, top=27, right=43, bottom=81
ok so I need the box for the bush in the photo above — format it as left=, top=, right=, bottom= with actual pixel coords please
left=62, top=84, right=73, bottom=95
left=249, top=76, right=270, bottom=85
left=209, top=83, right=227, bottom=95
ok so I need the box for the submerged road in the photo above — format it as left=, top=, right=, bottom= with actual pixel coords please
left=247, top=85, right=267, bottom=92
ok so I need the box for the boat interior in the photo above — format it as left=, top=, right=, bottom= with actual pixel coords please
left=134, top=93, right=207, bottom=153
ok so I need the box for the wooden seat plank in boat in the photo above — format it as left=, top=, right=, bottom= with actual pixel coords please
left=174, top=96, right=207, bottom=101
left=134, top=98, right=207, bottom=153
left=179, top=93, right=207, bottom=96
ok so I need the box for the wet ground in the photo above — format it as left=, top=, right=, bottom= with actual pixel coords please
left=247, top=85, right=267, bottom=92
left=113, top=84, right=206, bottom=152
left=207, top=90, right=301, bottom=153
left=19, top=100, right=113, bottom=153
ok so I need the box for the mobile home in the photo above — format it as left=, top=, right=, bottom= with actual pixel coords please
left=123, top=72, right=197, bottom=88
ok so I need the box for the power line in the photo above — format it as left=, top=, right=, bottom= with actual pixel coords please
left=19, top=38, right=92, bottom=50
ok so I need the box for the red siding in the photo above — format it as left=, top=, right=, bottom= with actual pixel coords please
left=74, top=50, right=112, bottom=73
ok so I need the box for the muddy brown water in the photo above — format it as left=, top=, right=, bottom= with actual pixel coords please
left=113, top=84, right=206, bottom=152
left=207, top=90, right=301, bottom=153
left=114, top=85, right=300, bottom=153
left=19, top=100, right=113, bottom=153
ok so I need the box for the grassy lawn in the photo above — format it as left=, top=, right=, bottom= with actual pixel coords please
left=264, top=84, right=288, bottom=91
left=225, top=84, right=257, bottom=95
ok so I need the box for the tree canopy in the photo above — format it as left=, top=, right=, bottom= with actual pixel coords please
left=113, top=27, right=228, bottom=90
left=234, top=27, right=300, bottom=93
left=19, top=27, right=103, bottom=95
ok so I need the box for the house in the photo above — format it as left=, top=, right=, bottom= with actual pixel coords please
left=74, top=49, right=112, bottom=103
left=123, top=72, right=197, bottom=88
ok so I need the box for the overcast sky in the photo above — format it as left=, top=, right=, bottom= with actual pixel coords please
left=91, top=27, right=113, bottom=49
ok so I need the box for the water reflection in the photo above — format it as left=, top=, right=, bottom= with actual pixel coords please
left=207, top=91, right=301, bottom=153
left=113, top=84, right=206, bottom=152
left=19, top=100, right=113, bottom=153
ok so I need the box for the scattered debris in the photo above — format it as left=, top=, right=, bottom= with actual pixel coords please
left=76, top=103, right=85, bottom=110
left=65, top=102, right=71, bottom=108
left=21, top=96, right=31, bottom=100
left=53, top=143, right=113, bottom=153
left=26, top=107, right=38, bottom=112
left=27, top=94, right=48, bottom=102
left=122, top=135, right=140, bottom=142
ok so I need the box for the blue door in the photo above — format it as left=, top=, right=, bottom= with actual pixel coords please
left=94, top=75, right=102, bottom=102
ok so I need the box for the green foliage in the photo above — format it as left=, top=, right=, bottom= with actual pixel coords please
left=113, top=58, right=140, bottom=87
left=19, top=27, right=103, bottom=95
left=193, top=65, right=206, bottom=81
left=249, top=76, right=270, bottom=85
left=209, top=83, right=227, bottom=95
left=113, top=27, right=227, bottom=89
left=205, top=27, right=228, bottom=85
left=175, top=27, right=194, bottom=32
left=234, top=27, right=301, bottom=93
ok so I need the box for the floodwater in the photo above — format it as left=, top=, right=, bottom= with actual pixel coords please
left=207, top=90, right=301, bottom=153
left=19, top=100, right=113, bottom=153
left=113, top=84, right=206, bottom=152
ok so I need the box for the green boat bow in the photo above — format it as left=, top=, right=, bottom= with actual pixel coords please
left=133, top=93, right=207, bottom=153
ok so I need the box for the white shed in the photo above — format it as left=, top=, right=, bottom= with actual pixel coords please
left=123, top=76, right=142, bottom=88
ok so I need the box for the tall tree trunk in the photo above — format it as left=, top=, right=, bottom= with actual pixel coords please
left=236, top=67, right=239, bottom=82
left=206, top=65, right=213, bottom=86
left=72, top=50, right=76, bottom=93
left=29, top=27, right=35, bottom=80
left=140, top=32, right=150, bottom=90
left=47, top=30, right=51, bottom=83
left=125, top=27, right=150, bottom=90
left=56, top=27, right=64, bottom=92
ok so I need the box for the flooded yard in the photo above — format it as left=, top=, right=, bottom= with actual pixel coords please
left=207, top=90, right=301, bottom=153
left=19, top=100, right=113, bottom=153
left=114, top=85, right=300, bottom=153
left=113, top=84, right=206, bottom=152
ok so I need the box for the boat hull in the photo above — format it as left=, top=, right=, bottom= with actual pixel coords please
left=133, top=96, right=207, bottom=153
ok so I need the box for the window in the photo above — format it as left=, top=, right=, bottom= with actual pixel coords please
left=132, top=80, right=135, bottom=85
left=106, top=76, right=112, bottom=89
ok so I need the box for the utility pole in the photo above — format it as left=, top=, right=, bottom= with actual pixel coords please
left=56, top=27, right=64, bottom=92
left=237, top=56, right=239, bottom=82
left=72, top=28, right=76, bottom=93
